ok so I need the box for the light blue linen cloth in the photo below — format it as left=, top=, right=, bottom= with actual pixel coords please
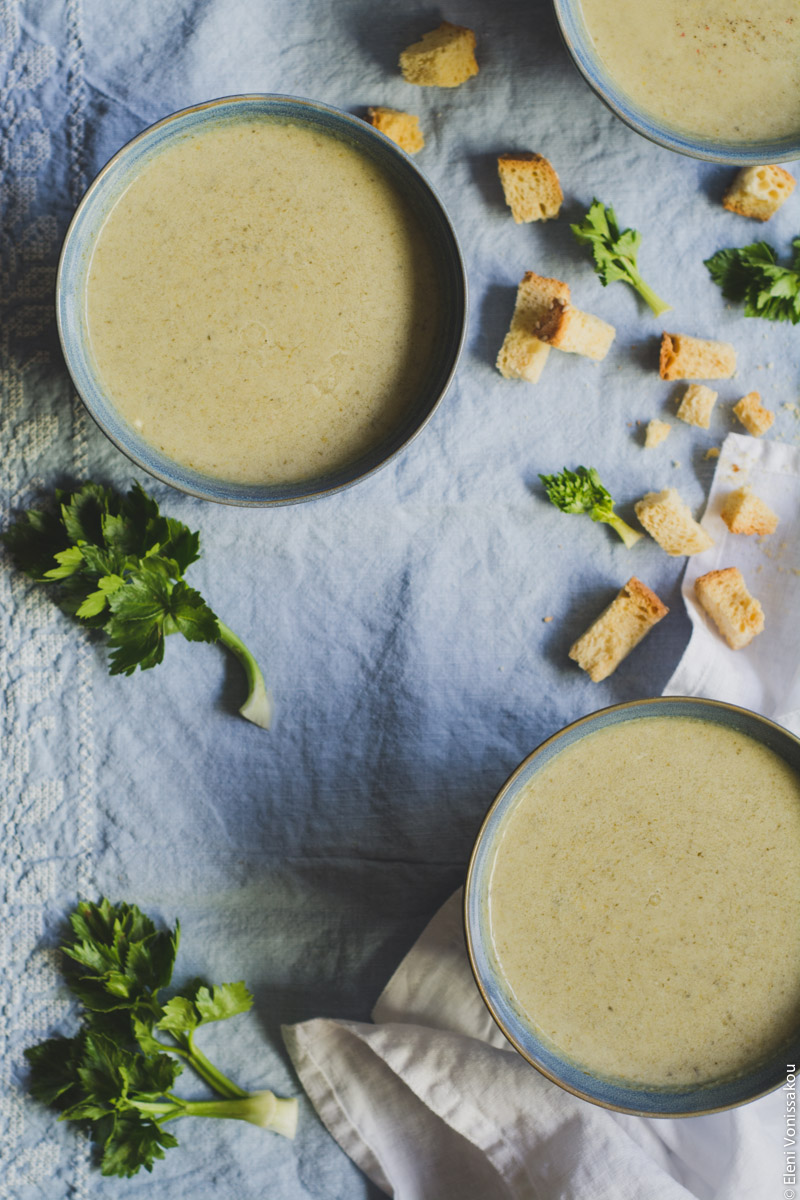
left=2, top=1, right=798, bottom=1196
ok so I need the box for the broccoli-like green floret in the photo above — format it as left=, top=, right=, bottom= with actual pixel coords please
left=539, top=466, right=643, bottom=549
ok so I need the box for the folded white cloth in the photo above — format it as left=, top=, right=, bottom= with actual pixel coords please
left=283, top=434, right=798, bottom=1199
left=664, top=432, right=800, bottom=737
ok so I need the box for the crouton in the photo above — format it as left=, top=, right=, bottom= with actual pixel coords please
left=695, top=567, right=764, bottom=649
left=634, top=487, right=714, bottom=556
left=720, top=486, right=779, bottom=536
left=644, top=419, right=671, bottom=448
left=569, top=577, right=669, bottom=683
left=676, top=383, right=718, bottom=429
left=659, top=333, right=736, bottom=381
left=367, top=107, right=424, bottom=154
left=723, top=165, right=796, bottom=221
left=733, top=391, right=774, bottom=437
left=497, top=153, right=563, bottom=222
left=531, top=300, right=616, bottom=361
left=399, top=21, right=478, bottom=88
left=496, top=272, right=570, bottom=382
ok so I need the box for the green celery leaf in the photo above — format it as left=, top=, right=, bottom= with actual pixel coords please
left=194, top=981, right=254, bottom=1025
left=157, top=996, right=199, bottom=1041
left=1, top=506, right=71, bottom=580
left=161, top=518, right=201, bottom=574
left=60, top=484, right=109, bottom=546
left=25, top=1036, right=85, bottom=1109
left=43, top=545, right=84, bottom=580
left=100, top=1112, right=179, bottom=1178
left=169, top=582, right=220, bottom=643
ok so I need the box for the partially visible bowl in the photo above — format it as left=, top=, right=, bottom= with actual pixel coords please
left=57, top=94, right=467, bottom=506
left=553, top=0, right=800, bottom=164
left=465, top=696, right=800, bottom=1116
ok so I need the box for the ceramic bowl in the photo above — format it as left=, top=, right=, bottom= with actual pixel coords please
left=465, top=696, right=800, bottom=1116
left=552, top=0, right=800, bottom=164
left=56, top=94, right=467, bottom=506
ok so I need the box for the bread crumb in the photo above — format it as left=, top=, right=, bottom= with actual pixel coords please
left=695, top=567, right=764, bottom=649
left=733, top=391, right=775, bottom=437
left=723, top=165, right=796, bottom=221
left=569, top=578, right=668, bottom=682
left=543, top=615, right=554, bottom=623
left=676, top=383, right=718, bottom=428
left=644, top=418, right=671, bottom=448
left=704, top=447, right=721, bottom=460
left=367, top=107, right=424, bottom=154
left=634, top=488, right=714, bottom=556
left=497, top=153, right=562, bottom=222
left=659, top=333, right=736, bottom=381
left=399, top=21, right=478, bottom=88
left=720, top=486, right=779, bottom=536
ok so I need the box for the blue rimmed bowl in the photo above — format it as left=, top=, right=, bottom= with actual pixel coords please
left=552, top=0, right=800, bottom=164
left=56, top=94, right=467, bottom=506
left=465, top=696, right=800, bottom=1117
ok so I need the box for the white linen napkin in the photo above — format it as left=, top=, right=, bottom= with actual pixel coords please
left=283, top=433, right=799, bottom=1200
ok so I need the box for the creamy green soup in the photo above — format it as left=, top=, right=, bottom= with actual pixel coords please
left=489, top=716, right=800, bottom=1086
left=579, top=0, right=800, bottom=142
left=86, top=119, right=439, bottom=485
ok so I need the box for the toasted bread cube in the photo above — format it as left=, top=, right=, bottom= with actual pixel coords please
left=644, top=419, right=671, bottom=448
left=733, top=391, right=774, bottom=437
left=496, top=272, right=570, bottom=382
left=399, top=21, right=478, bottom=88
left=532, top=300, right=615, bottom=361
left=634, top=488, right=714, bottom=556
left=367, top=107, right=424, bottom=154
left=659, top=333, right=736, bottom=381
left=497, top=153, right=563, bottom=222
left=695, top=567, right=764, bottom=649
left=723, top=165, right=796, bottom=221
left=569, top=577, right=669, bottom=683
left=720, top=486, right=779, bottom=536
left=676, top=383, right=718, bottom=429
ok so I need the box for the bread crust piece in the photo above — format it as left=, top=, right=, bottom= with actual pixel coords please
left=497, top=153, right=563, bottom=222
left=720, top=486, right=779, bottom=536
left=634, top=487, right=714, bottom=556
left=569, top=577, right=669, bottom=683
left=733, top=391, right=774, bottom=437
left=399, top=21, right=478, bottom=88
left=659, top=333, right=736, bottom=381
left=531, top=299, right=616, bottom=361
left=695, top=567, right=764, bottom=649
left=723, top=165, right=796, bottom=221
left=676, top=384, right=718, bottom=429
left=644, top=419, right=671, bottom=448
left=367, top=107, right=424, bottom=154
left=496, top=272, right=570, bottom=382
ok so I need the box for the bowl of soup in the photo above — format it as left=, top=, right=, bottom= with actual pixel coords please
left=553, top=0, right=800, bottom=163
left=57, top=94, right=466, bottom=505
left=465, top=697, right=800, bottom=1116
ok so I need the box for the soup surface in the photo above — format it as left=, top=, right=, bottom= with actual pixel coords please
left=86, top=118, right=440, bottom=485
left=579, top=0, right=800, bottom=142
left=489, top=716, right=800, bottom=1086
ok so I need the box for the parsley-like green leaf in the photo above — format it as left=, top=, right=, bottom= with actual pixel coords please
left=25, top=899, right=298, bottom=1177
left=194, top=981, right=253, bottom=1025
left=539, top=465, right=642, bottom=549
left=1, top=482, right=271, bottom=726
left=705, top=238, right=800, bottom=323
left=571, top=199, right=671, bottom=316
